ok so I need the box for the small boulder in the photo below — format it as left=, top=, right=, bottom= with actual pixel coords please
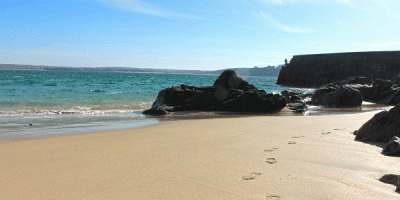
left=385, top=89, right=400, bottom=105
left=281, top=89, right=303, bottom=97
left=142, top=106, right=169, bottom=116
left=281, top=90, right=304, bottom=103
left=312, top=85, right=363, bottom=107
left=347, top=76, right=372, bottom=85
left=379, top=174, right=400, bottom=193
left=287, top=102, right=307, bottom=113
left=355, top=104, right=400, bottom=143
left=382, top=136, right=400, bottom=156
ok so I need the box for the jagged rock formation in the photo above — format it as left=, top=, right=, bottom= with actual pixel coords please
left=317, top=77, right=400, bottom=105
left=143, top=70, right=287, bottom=115
left=277, top=51, right=400, bottom=87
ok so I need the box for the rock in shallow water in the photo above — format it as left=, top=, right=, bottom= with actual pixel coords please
left=143, top=70, right=287, bottom=115
left=311, top=84, right=363, bottom=108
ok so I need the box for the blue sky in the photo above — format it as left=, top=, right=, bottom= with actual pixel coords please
left=1, top=0, right=399, bottom=70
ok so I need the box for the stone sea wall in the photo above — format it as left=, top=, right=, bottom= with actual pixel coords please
left=277, top=51, right=400, bottom=87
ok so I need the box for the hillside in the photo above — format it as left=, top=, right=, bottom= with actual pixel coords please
left=0, top=64, right=282, bottom=77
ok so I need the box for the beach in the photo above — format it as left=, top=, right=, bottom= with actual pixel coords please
left=1, top=111, right=399, bottom=199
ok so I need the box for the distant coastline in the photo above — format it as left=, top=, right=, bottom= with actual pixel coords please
left=0, top=64, right=282, bottom=77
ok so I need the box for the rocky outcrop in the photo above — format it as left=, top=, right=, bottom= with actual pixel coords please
left=342, top=78, right=400, bottom=105
left=277, top=51, right=400, bottom=87
left=310, top=85, right=363, bottom=107
left=306, top=76, right=400, bottom=106
left=355, top=104, right=400, bottom=143
left=280, top=90, right=308, bottom=112
left=281, top=90, right=303, bottom=103
left=143, top=70, right=287, bottom=115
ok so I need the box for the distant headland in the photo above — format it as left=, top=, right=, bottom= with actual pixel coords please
left=277, top=50, right=400, bottom=87
left=0, top=64, right=282, bottom=77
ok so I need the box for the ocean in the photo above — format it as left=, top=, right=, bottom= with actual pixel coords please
left=0, top=69, right=316, bottom=139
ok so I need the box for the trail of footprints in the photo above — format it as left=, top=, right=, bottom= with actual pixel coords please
left=241, top=130, right=339, bottom=198
left=246, top=135, right=303, bottom=180
left=241, top=172, right=262, bottom=180
left=265, top=195, right=281, bottom=200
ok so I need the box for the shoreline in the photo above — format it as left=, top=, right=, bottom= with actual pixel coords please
left=1, top=111, right=399, bottom=199
left=0, top=102, right=392, bottom=141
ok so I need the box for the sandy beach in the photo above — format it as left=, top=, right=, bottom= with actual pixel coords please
left=1, top=112, right=400, bottom=199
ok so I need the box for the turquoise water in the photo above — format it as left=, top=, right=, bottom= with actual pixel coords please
left=0, top=70, right=312, bottom=139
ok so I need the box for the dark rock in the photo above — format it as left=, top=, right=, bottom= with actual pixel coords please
left=382, top=136, right=400, bottom=156
left=391, top=72, right=400, bottom=87
left=346, top=84, right=373, bottom=101
left=220, top=92, right=286, bottom=112
left=213, top=70, right=258, bottom=100
left=385, top=89, right=400, bottom=105
left=379, top=174, right=400, bottom=193
left=281, top=89, right=303, bottom=97
left=329, top=76, right=373, bottom=86
left=343, top=79, right=400, bottom=105
left=142, top=106, right=169, bottom=116
left=370, top=79, right=395, bottom=103
left=148, top=85, right=217, bottom=111
left=311, top=85, right=363, bottom=107
left=347, top=76, right=372, bottom=85
left=355, top=104, right=400, bottom=143
left=287, top=102, right=307, bottom=113
left=281, top=90, right=304, bottom=103
left=380, top=174, right=399, bottom=185
left=143, top=70, right=287, bottom=116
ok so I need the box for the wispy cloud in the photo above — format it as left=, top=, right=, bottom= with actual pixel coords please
left=260, top=0, right=352, bottom=5
left=368, top=41, right=400, bottom=47
left=97, top=0, right=199, bottom=19
left=379, top=0, right=400, bottom=18
left=257, top=11, right=314, bottom=33
left=259, top=0, right=372, bottom=10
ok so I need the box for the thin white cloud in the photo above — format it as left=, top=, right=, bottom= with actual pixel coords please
left=379, top=0, right=400, bottom=18
left=97, top=0, right=199, bottom=19
left=368, top=41, right=400, bottom=47
left=260, top=0, right=352, bottom=5
left=257, top=11, right=314, bottom=33
left=259, top=0, right=372, bottom=10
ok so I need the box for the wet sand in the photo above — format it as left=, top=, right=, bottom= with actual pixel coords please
left=1, top=111, right=400, bottom=199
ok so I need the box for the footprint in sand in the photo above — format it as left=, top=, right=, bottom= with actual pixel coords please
left=266, top=158, right=277, bottom=164
left=265, top=195, right=281, bottom=200
left=264, top=148, right=278, bottom=152
left=241, top=172, right=262, bottom=180
left=288, top=141, right=296, bottom=144
left=321, top=132, right=331, bottom=135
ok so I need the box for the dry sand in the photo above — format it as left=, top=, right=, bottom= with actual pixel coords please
left=1, top=112, right=400, bottom=199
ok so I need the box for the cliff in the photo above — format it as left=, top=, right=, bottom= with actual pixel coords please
left=277, top=51, right=400, bottom=87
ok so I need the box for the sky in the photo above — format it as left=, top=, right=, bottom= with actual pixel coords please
left=1, top=0, right=399, bottom=70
